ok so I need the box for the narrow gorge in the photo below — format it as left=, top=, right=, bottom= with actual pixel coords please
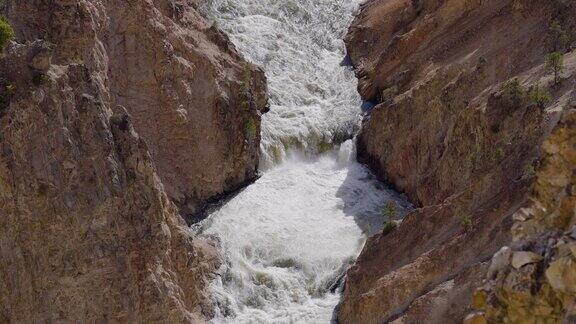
left=1, top=0, right=575, bottom=324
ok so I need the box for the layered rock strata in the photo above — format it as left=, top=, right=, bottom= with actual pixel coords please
left=340, top=0, right=576, bottom=322
left=0, top=0, right=267, bottom=321
left=471, top=110, right=576, bottom=323
left=5, top=0, right=268, bottom=220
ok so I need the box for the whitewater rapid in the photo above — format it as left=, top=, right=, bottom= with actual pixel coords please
left=196, top=0, right=411, bottom=322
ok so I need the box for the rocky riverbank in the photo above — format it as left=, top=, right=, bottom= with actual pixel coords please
left=339, top=0, right=576, bottom=322
left=0, top=0, right=266, bottom=322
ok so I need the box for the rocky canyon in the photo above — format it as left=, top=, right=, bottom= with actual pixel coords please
left=339, top=0, right=576, bottom=323
left=0, top=0, right=265, bottom=322
left=1, top=0, right=575, bottom=323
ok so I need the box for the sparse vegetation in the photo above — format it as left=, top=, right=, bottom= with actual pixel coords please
left=381, top=85, right=398, bottom=105
left=524, top=164, right=536, bottom=179
left=32, top=72, right=49, bottom=86
left=382, top=221, right=397, bottom=235
left=5, top=82, right=15, bottom=95
left=0, top=16, right=13, bottom=51
left=501, top=78, right=525, bottom=107
left=528, top=86, right=551, bottom=109
left=245, top=118, right=257, bottom=140
left=495, top=147, right=506, bottom=161
left=500, top=79, right=551, bottom=110
left=459, top=214, right=473, bottom=228
left=381, top=202, right=398, bottom=235
left=545, top=52, right=564, bottom=85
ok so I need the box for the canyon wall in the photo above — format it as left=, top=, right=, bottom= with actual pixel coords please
left=472, top=109, right=576, bottom=323
left=340, top=0, right=576, bottom=322
left=0, top=0, right=266, bottom=322
left=5, top=0, right=268, bottom=220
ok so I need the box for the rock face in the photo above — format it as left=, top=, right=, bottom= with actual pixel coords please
left=340, top=0, right=576, bottom=322
left=0, top=0, right=266, bottom=322
left=473, top=110, right=576, bottom=323
left=5, top=0, right=268, bottom=220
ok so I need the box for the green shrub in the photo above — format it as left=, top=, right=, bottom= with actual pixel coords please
left=381, top=86, right=399, bottom=105
left=32, top=72, right=49, bottom=86
left=382, top=221, right=397, bottom=235
left=501, top=78, right=525, bottom=107
left=245, top=118, right=257, bottom=140
left=528, top=86, right=551, bottom=109
left=459, top=215, right=473, bottom=228
left=550, top=20, right=570, bottom=51
left=0, top=16, right=14, bottom=51
left=5, top=82, right=15, bottom=95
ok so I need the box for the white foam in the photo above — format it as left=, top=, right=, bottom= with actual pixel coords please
left=197, top=1, right=411, bottom=322
left=197, top=147, right=410, bottom=323
left=202, top=0, right=365, bottom=168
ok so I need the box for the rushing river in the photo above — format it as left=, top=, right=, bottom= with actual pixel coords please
left=196, top=0, right=411, bottom=322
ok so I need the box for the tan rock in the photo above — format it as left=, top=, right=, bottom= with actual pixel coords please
left=512, top=251, right=544, bottom=269
left=482, top=110, right=576, bottom=323
left=0, top=41, right=220, bottom=322
left=463, top=312, right=487, bottom=324
left=546, top=257, right=576, bottom=294
left=29, top=50, right=51, bottom=71
left=339, top=0, right=576, bottom=322
left=487, top=246, right=512, bottom=278
left=0, top=0, right=269, bottom=320
left=7, top=0, right=268, bottom=221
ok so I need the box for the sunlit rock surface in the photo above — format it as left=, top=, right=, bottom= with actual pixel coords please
left=0, top=0, right=267, bottom=321
left=340, top=0, right=576, bottom=322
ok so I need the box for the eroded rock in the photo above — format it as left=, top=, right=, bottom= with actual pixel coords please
left=339, top=0, right=576, bottom=322
left=4, top=0, right=268, bottom=220
left=0, top=0, right=268, bottom=321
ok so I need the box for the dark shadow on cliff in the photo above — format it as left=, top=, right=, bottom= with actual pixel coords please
left=334, top=156, right=413, bottom=237
left=182, top=173, right=260, bottom=225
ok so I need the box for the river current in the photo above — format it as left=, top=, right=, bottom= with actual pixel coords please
left=196, top=1, right=410, bottom=322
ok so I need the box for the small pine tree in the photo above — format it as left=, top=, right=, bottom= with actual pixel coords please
left=546, top=52, right=564, bottom=85
left=381, top=202, right=398, bottom=235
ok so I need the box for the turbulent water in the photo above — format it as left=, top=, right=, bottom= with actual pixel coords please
left=196, top=0, right=410, bottom=322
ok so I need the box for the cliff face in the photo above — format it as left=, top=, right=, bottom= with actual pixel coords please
left=0, top=0, right=266, bottom=322
left=471, top=110, right=576, bottom=323
left=340, top=0, right=576, bottom=322
left=5, top=0, right=268, bottom=220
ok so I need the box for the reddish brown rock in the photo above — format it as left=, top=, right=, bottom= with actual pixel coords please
left=5, top=0, right=268, bottom=220
left=0, top=40, right=219, bottom=322
left=0, top=0, right=267, bottom=321
left=476, top=110, right=576, bottom=323
left=340, top=0, right=576, bottom=322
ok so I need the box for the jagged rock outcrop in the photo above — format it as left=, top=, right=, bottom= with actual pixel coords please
left=340, top=0, right=576, bottom=322
left=4, top=0, right=268, bottom=220
left=470, top=109, right=576, bottom=323
left=0, top=0, right=267, bottom=322
left=0, top=41, right=218, bottom=323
